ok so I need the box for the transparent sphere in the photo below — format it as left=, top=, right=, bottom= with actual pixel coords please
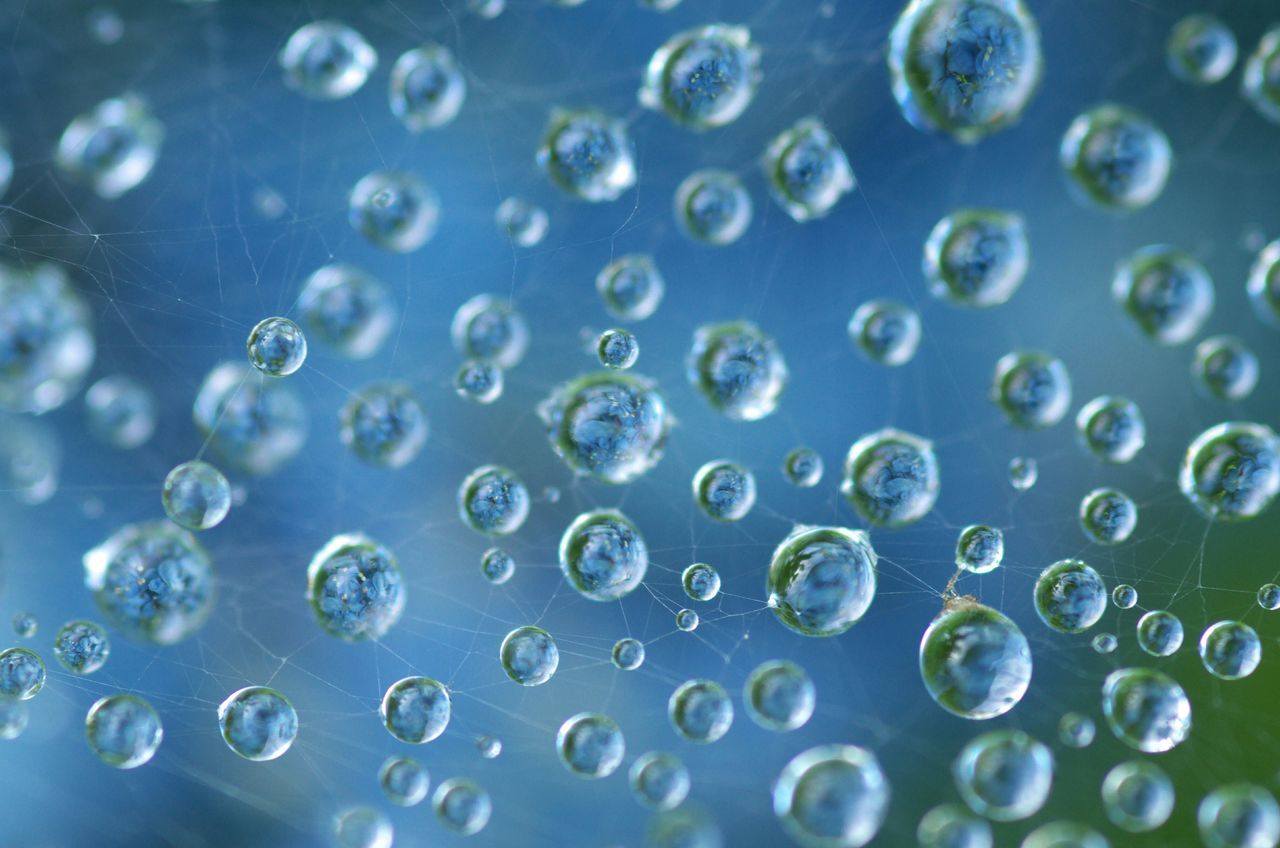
left=85, top=374, right=156, bottom=450
left=888, top=0, right=1042, bottom=143
left=1179, top=422, right=1280, bottom=521
left=11, top=612, right=35, bottom=639
left=991, top=350, right=1071, bottom=429
left=480, top=547, right=515, bottom=585
left=669, top=679, right=733, bottom=744
left=0, top=132, right=9, bottom=200
left=598, top=328, right=639, bottom=370
left=744, top=660, right=816, bottom=732
left=612, top=638, right=645, bottom=671
left=389, top=44, right=465, bottom=132
left=763, top=118, right=856, bottom=222
left=162, top=460, right=231, bottom=531
left=1060, top=105, right=1172, bottom=211
left=955, top=525, right=1003, bottom=574
left=279, top=21, right=376, bottom=100
left=1248, top=240, right=1280, bottom=327
left=1113, top=244, right=1215, bottom=346
left=916, top=803, right=992, bottom=848
left=379, top=756, right=429, bottom=806
left=0, top=263, right=94, bottom=414
left=306, top=533, right=405, bottom=642
left=1167, top=14, right=1237, bottom=85
left=476, top=735, right=502, bottom=759
left=193, top=361, right=308, bottom=476
left=0, top=647, right=44, bottom=700
left=774, top=744, right=890, bottom=848
left=1092, top=632, right=1118, bottom=654
left=682, top=563, right=721, bottom=602
left=1020, top=822, right=1107, bottom=848
left=676, top=609, right=700, bottom=631
left=1259, top=583, right=1280, bottom=611
left=539, top=372, right=671, bottom=484
left=952, top=730, right=1052, bottom=822
left=455, top=359, right=504, bottom=404
left=784, top=447, right=824, bottom=488
left=596, top=254, right=665, bottom=321
left=1137, top=610, right=1184, bottom=657
left=297, top=264, right=396, bottom=360
left=0, top=420, right=57, bottom=500
left=1102, top=760, right=1174, bottom=833
left=0, top=701, right=28, bottom=740
left=55, top=95, right=163, bottom=198
left=630, top=751, right=690, bottom=811
left=1101, top=667, right=1192, bottom=753
left=687, top=321, right=786, bottom=421
left=433, top=778, right=491, bottom=835
left=217, top=686, right=297, bottom=762
left=919, top=598, right=1032, bottom=720
left=923, top=209, right=1029, bottom=307
left=458, top=465, right=530, bottom=536
left=766, top=525, right=877, bottom=637
left=246, top=317, right=306, bottom=377
left=537, top=108, right=636, bottom=202
left=380, top=677, right=451, bottom=744
left=1199, top=620, right=1262, bottom=680
left=1008, top=456, right=1038, bottom=491
left=841, top=428, right=940, bottom=528
left=557, top=712, right=625, bottom=778
left=1034, top=560, right=1107, bottom=634
left=848, top=299, right=921, bottom=366
left=500, top=625, right=559, bottom=686
left=85, top=694, right=163, bottom=769
left=674, top=170, right=753, bottom=245
left=53, top=619, right=111, bottom=674
left=496, top=197, right=549, bottom=247
left=333, top=807, right=392, bottom=848
left=451, top=294, right=530, bottom=369
left=84, top=521, right=215, bottom=645
left=1076, top=395, right=1145, bottom=463
left=693, top=460, right=757, bottom=522
left=1199, top=784, right=1280, bottom=848
left=339, top=382, right=428, bottom=469
left=559, top=510, right=648, bottom=601
left=639, top=25, right=760, bottom=130
left=1112, top=584, right=1138, bottom=610
left=1058, top=712, right=1095, bottom=749
left=1193, top=336, right=1259, bottom=401
left=1244, top=28, right=1280, bottom=124
left=348, top=170, right=439, bottom=253
left=1079, top=488, right=1137, bottom=545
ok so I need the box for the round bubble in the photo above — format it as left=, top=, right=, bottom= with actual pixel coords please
left=455, top=359, right=504, bottom=404
left=451, top=294, right=529, bottom=369
left=1248, top=240, right=1280, bottom=327
left=687, top=321, right=786, bottom=421
left=639, top=25, right=760, bottom=130
left=0, top=701, right=28, bottom=740
left=1199, top=620, right=1262, bottom=680
left=675, top=170, right=753, bottom=245
left=766, top=525, right=877, bottom=637
left=596, top=254, right=665, bottom=321
left=612, top=638, right=645, bottom=671
left=162, top=460, right=231, bottom=531
left=1102, top=667, right=1192, bottom=753
left=381, top=677, right=450, bottom=744
left=500, top=625, right=559, bottom=687
left=246, top=317, right=306, bottom=377
left=841, top=428, right=940, bottom=527
left=85, top=374, right=156, bottom=450
left=630, top=752, right=690, bottom=811
left=848, top=299, right=921, bottom=366
left=557, top=712, right=625, bottom=778
left=480, top=548, right=514, bottom=585
left=1008, top=456, right=1038, bottom=491
left=1103, top=760, right=1174, bottom=833
left=676, top=609, right=700, bottom=632
left=433, top=778, right=491, bottom=835
left=693, top=460, right=757, bottom=522
left=333, top=807, right=392, bottom=848
left=1179, top=422, right=1280, bottom=521
left=598, top=328, right=639, bottom=370
left=0, top=415, right=59, bottom=505
left=0, top=263, right=94, bottom=414
left=1076, top=395, right=1145, bottom=463
left=55, top=95, right=163, bottom=198
left=1034, top=560, right=1106, bottom=633
left=217, top=686, right=297, bottom=762
left=1112, top=584, right=1138, bottom=610
left=1092, top=633, right=1118, bottom=654
left=953, top=730, right=1051, bottom=822
left=773, top=744, right=890, bottom=848
left=917, top=803, right=992, bottom=848
left=11, top=612, right=35, bottom=639
left=53, top=619, right=110, bottom=674
left=297, top=264, right=396, bottom=360
left=1060, top=105, right=1172, bottom=211
left=86, top=694, right=163, bottom=769
left=1168, top=14, right=1237, bottom=85
left=84, top=521, right=214, bottom=645
left=888, top=0, right=1042, bottom=142
left=682, top=563, right=721, bottom=602
left=1137, top=610, right=1183, bottom=657
left=306, top=533, right=405, bottom=642
left=193, top=362, right=307, bottom=475
left=919, top=598, right=1032, bottom=720
left=1058, top=712, right=1095, bottom=749
left=538, top=109, right=636, bottom=202
left=539, top=372, right=671, bottom=484
left=955, top=525, right=1003, bottom=574
left=763, top=118, right=855, bottom=222
left=0, top=647, right=44, bottom=700
left=458, top=465, right=529, bottom=536
left=349, top=170, right=439, bottom=253
left=279, top=21, right=376, bottom=100
left=744, top=660, right=815, bottom=732
left=784, top=447, right=824, bottom=488
left=648, top=806, right=724, bottom=848
left=923, top=209, right=1029, bottom=307
left=379, top=756, right=429, bottom=807
left=669, top=679, right=733, bottom=744
left=1193, top=336, right=1259, bottom=401
left=1259, top=583, right=1280, bottom=611
left=1199, top=784, right=1280, bottom=848
left=1244, top=28, right=1280, bottom=124
left=496, top=196, right=549, bottom=248
left=339, top=382, right=428, bottom=469
left=1020, top=822, right=1107, bottom=848
left=559, top=509, right=648, bottom=601
left=991, top=350, right=1071, bottom=429
left=1079, top=488, right=1137, bottom=545
left=1112, top=244, right=1215, bottom=345
left=389, top=44, right=465, bottom=132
